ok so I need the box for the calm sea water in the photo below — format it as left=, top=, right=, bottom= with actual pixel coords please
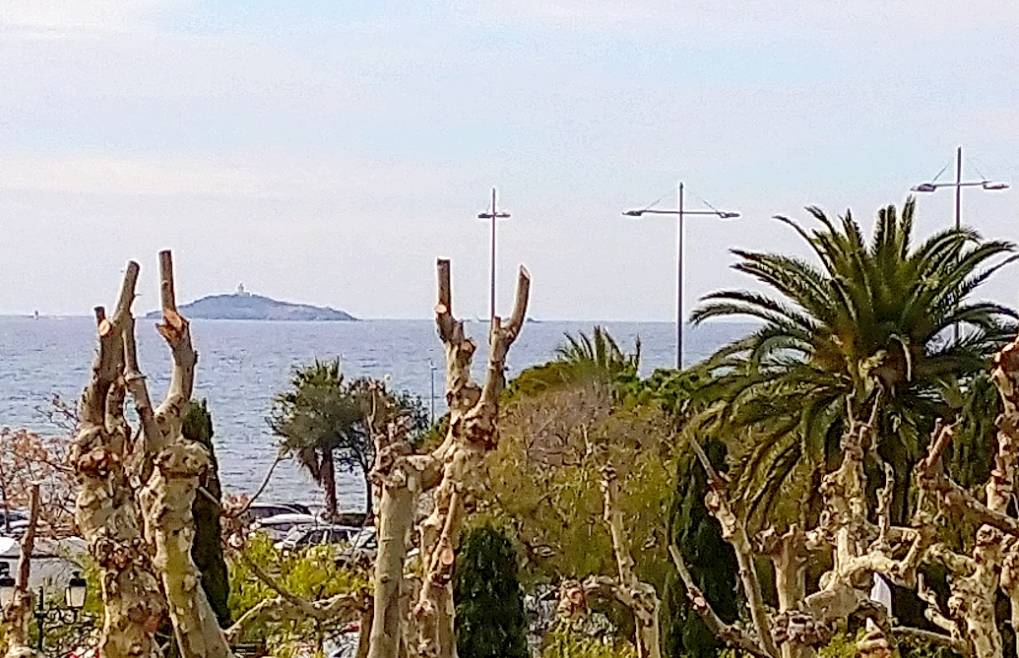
left=0, top=317, right=749, bottom=510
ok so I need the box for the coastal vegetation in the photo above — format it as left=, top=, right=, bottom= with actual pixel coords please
left=2, top=198, right=1019, bottom=658
left=269, top=361, right=427, bottom=518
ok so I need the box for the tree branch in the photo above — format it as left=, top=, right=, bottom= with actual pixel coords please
left=687, top=432, right=778, bottom=658
left=669, top=545, right=771, bottom=658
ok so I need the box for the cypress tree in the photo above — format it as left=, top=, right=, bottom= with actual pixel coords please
left=183, top=399, right=231, bottom=626
left=662, top=438, right=738, bottom=658
left=160, top=400, right=230, bottom=656
left=453, top=524, right=529, bottom=658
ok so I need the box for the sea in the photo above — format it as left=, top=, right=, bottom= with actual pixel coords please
left=0, top=317, right=750, bottom=511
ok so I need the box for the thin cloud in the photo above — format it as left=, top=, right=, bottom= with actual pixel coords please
left=0, top=0, right=180, bottom=37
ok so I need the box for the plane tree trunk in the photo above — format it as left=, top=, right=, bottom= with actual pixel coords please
left=367, top=259, right=530, bottom=658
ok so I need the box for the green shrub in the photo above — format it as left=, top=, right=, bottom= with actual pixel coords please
left=229, top=534, right=366, bottom=654
left=541, top=626, right=637, bottom=658
left=453, top=524, right=528, bottom=658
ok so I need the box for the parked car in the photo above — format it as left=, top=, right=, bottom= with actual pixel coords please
left=320, top=511, right=369, bottom=527
left=243, top=502, right=312, bottom=523
left=251, top=513, right=318, bottom=541
left=334, top=528, right=377, bottom=568
left=274, top=525, right=361, bottom=552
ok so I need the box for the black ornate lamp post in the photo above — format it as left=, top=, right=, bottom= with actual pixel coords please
left=0, top=565, right=89, bottom=652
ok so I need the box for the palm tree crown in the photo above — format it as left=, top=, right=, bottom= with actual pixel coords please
left=692, top=198, right=1017, bottom=521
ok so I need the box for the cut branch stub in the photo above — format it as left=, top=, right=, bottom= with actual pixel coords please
left=72, top=260, right=164, bottom=658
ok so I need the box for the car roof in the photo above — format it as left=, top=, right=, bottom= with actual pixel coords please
left=257, top=513, right=317, bottom=525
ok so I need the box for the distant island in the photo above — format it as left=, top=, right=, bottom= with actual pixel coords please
left=145, top=284, right=356, bottom=321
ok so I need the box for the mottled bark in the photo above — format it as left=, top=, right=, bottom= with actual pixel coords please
left=413, top=260, right=529, bottom=658
left=123, top=251, right=234, bottom=658
left=71, top=263, right=164, bottom=658
left=367, top=259, right=530, bottom=658
left=368, top=445, right=434, bottom=658
left=687, top=434, right=778, bottom=657
left=2, top=483, right=41, bottom=658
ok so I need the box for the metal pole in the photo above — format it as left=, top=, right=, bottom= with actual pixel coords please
left=489, top=188, right=497, bottom=321
left=676, top=182, right=684, bottom=370
left=429, top=361, right=436, bottom=425
left=954, top=146, right=962, bottom=342
left=955, top=146, right=963, bottom=232
left=36, top=588, right=45, bottom=651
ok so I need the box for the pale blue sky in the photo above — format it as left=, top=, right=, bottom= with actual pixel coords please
left=2, top=1, right=1018, bottom=320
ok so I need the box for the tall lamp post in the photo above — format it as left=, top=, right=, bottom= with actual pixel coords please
left=624, top=182, right=739, bottom=369
left=477, top=188, right=511, bottom=321
left=911, top=146, right=1009, bottom=340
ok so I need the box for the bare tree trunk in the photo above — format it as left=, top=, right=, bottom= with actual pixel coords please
left=759, top=527, right=808, bottom=658
left=600, top=464, right=661, bottom=658
left=2, top=483, right=41, bottom=658
left=322, top=447, right=338, bottom=520
left=368, top=259, right=530, bottom=658
left=368, top=471, right=417, bottom=658
left=123, top=251, right=235, bottom=658
left=71, top=265, right=165, bottom=658
left=412, top=260, right=529, bottom=658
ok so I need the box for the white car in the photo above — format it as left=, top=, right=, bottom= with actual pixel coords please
left=251, top=513, right=318, bottom=541
left=274, top=525, right=362, bottom=552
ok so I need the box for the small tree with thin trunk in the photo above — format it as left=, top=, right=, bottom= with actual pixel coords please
left=270, top=364, right=427, bottom=518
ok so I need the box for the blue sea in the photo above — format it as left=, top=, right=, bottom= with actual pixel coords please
left=0, top=317, right=749, bottom=510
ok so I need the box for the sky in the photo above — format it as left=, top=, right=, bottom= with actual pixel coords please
left=2, top=1, right=1018, bottom=321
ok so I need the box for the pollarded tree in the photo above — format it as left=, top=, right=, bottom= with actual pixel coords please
left=270, top=363, right=426, bottom=518
left=453, top=524, right=529, bottom=658
left=692, top=198, right=1018, bottom=524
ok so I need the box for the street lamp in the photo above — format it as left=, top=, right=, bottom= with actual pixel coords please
left=65, top=572, right=87, bottom=609
left=623, top=181, right=739, bottom=369
left=477, top=188, right=511, bottom=321
left=911, top=146, right=1009, bottom=232
left=0, top=565, right=89, bottom=652
left=32, top=574, right=89, bottom=651
left=912, top=146, right=1009, bottom=340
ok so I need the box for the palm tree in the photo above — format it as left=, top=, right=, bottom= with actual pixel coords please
left=691, top=198, right=1017, bottom=523
left=554, top=325, right=641, bottom=374
left=269, top=360, right=428, bottom=518
left=269, top=360, right=359, bottom=518
left=508, top=326, right=641, bottom=399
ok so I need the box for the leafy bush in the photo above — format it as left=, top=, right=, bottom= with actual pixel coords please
left=541, top=626, right=637, bottom=658
left=228, top=534, right=367, bottom=654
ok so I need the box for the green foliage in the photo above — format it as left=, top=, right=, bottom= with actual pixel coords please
left=269, top=360, right=427, bottom=515
left=184, top=399, right=231, bottom=626
left=541, top=626, right=636, bottom=658
left=453, top=524, right=529, bottom=658
left=692, top=199, right=1018, bottom=524
left=945, top=372, right=1000, bottom=488
left=662, top=438, right=738, bottom=658
left=228, top=534, right=367, bottom=652
left=506, top=327, right=640, bottom=401
left=485, top=378, right=674, bottom=589
left=817, top=632, right=860, bottom=658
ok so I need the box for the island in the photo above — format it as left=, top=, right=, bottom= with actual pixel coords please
left=145, top=284, right=356, bottom=321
